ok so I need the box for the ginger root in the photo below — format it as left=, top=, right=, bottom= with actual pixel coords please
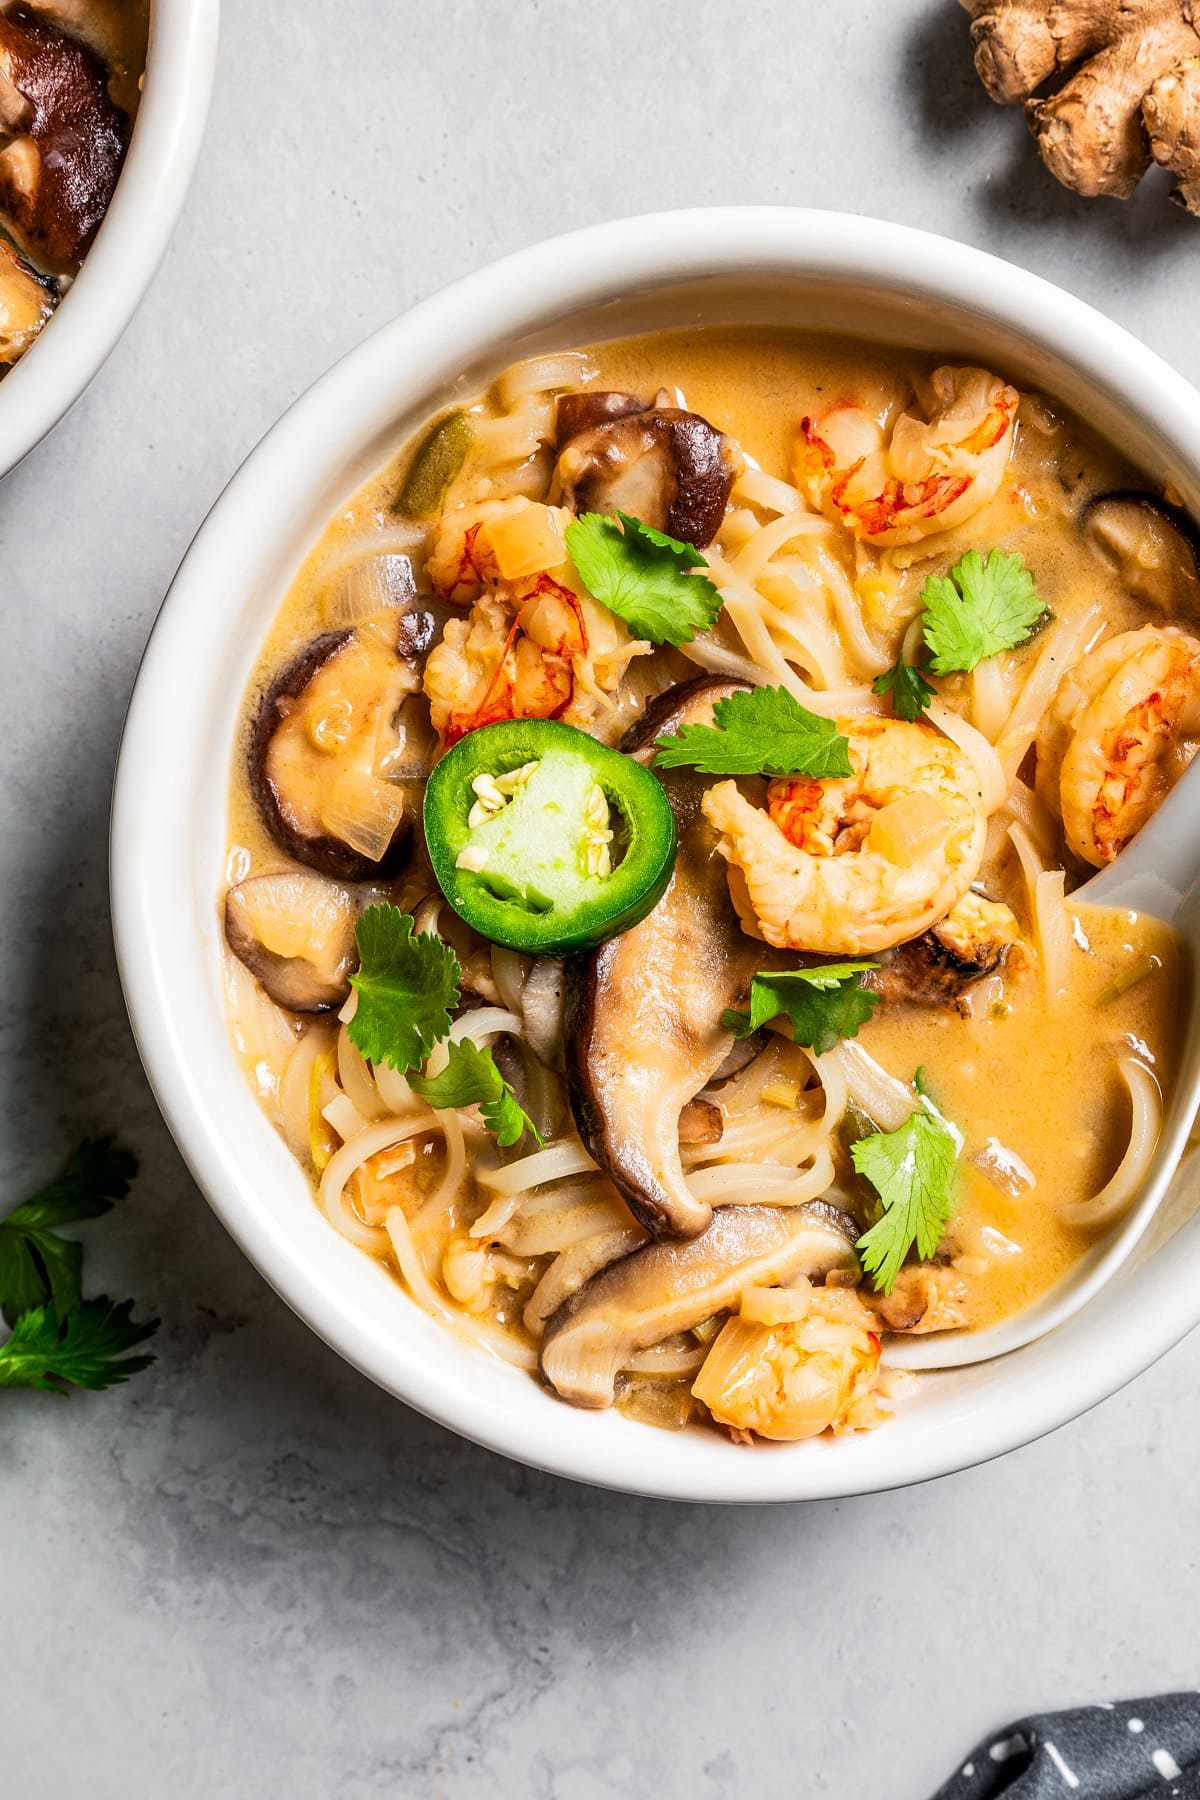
left=960, top=0, right=1200, bottom=212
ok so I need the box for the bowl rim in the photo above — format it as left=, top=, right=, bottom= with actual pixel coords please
left=111, top=205, right=1200, bottom=1502
left=0, top=0, right=220, bottom=479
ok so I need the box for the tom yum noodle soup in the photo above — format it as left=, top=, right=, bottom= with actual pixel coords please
left=224, top=328, right=1194, bottom=1444
left=0, top=0, right=148, bottom=370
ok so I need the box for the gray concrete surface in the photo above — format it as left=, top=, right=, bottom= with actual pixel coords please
left=1, top=2, right=1197, bottom=1794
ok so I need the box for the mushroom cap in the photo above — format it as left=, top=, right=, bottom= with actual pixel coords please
left=1083, top=490, right=1200, bottom=619
left=555, top=404, right=738, bottom=548
left=0, top=7, right=127, bottom=272
left=539, top=1200, right=859, bottom=1408
left=564, top=678, right=763, bottom=1241
left=248, top=626, right=424, bottom=882
left=224, top=871, right=359, bottom=1014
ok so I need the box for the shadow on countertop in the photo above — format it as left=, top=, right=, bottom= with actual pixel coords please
left=902, top=2, right=1199, bottom=252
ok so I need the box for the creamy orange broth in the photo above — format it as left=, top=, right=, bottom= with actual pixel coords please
left=225, top=325, right=1190, bottom=1426
left=858, top=902, right=1184, bottom=1329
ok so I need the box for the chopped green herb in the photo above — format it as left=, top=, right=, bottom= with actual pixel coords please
left=723, top=963, right=880, bottom=1055
left=409, top=1038, right=543, bottom=1148
left=920, top=548, right=1046, bottom=675
left=0, top=1137, right=136, bottom=1328
left=347, top=904, right=461, bottom=1073
left=872, top=655, right=937, bottom=723
left=852, top=1070, right=961, bottom=1295
left=564, top=511, right=723, bottom=646
left=0, top=1299, right=159, bottom=1394
left=653, top=685, right=853, bottom=779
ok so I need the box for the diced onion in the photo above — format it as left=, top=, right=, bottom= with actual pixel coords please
left=319, top=772, right=403, bottom=860
left=325, top=552, right=417, bottom=627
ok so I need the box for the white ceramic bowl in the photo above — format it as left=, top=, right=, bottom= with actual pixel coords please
left=112, top=207, right=1200, bottom=1502
left=0, top=0, right=219, bottom=478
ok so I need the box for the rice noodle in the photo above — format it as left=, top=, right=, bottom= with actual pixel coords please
left=1001, top=777, right=1058, bottom=861
left=322, top=1092, right=374, bottom=1145
left=970, top=655, right=1011, bottom=743
left=623, top=1342, right=708, bottom=1377
left=469, top=411, right=552, bottom=466
left=732, top=468, right=808, bottom=514
left=685, top=1144, right=835, bottom=1206
left=1008, top=821, right=1069, bottom=998
left=320, top=1114, right=446, bottom=1251
left=384, top=1206, right=538, bottom=1371
left=921, top=696, right=1007, bottom=815
left=678, top=631, right=770, bottom=685
left=498, top=1193, right=633, bottom=1255
left=491, top=947, right=531, bottom=1014
left=824, top=1042, right=915, bottom=1132
left=449, top=1007, right=523, bottom=1045
left=476, top=1139, right=598, bottom=1196
left=706, top=555, right=821, bottom=702
left=337, top=1024, right=385, bottom=1120
left=496, top=352, right=591, bottom=409
left=756, top=569, right=848, bottom=689
left=996, top=604, right=1105, bottom=782
left=730, top=510, right=836, bottom=585
left=1060, top=1057, right=1162, bottom=1229
left=807, top=547, right=893, bottom=679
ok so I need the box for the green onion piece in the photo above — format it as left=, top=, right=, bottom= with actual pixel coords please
left=397, top=409, right=473, bottom=518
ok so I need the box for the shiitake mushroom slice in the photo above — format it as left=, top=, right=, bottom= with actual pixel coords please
left=249, top=625, right=426, bottom=882
left=225, top=872, right=359, bottom=1014
left=0, top=6, right=127, bottom=273
left=563, top=678, right=762, bottom=1240
left=553, top=390, right=647, bottom=449
left=554, top=400, right=739, bottom=548
left=1084, top=491, right=1200, bottom=617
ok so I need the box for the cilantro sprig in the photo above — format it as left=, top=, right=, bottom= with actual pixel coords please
left=0, top=1137, right=136, bottom=1327
left=723, top=963, right=880, bottom=1055
left=346, top=905, right=541, bottom=1149
left=564, top=511, right=723, bottom=646
left=0, top=1300, right=159, bottom=1394
left=347, top=904, right=460, bottom=1073
left=873, top=549, right=1046, bottom=720
left=921, top=548, right=1045, bottom=674
left=409, top=1038, right=543, bottom=1149
left=852, top=1071, right=961, bottom=1295
left=653, top=686, right=853, bottom=779
left=0, top=1139, right=159, bottom=1396
left=872, top=655, right=936, bottom=724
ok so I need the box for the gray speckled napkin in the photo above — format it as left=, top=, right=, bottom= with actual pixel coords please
left=932, top=1696, right=1200, bottom=1798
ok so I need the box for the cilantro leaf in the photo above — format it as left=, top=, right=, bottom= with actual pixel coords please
left=409, top=1038, right=543, bottom=1149
left=872, top=655, right=937, bottom=723
left=722, top=963, right=880, bottom=1055
left=564, top=511, right=723, bottom=646
left=920, top=548, right=1045, bottom=675
left=0, top=1137, right=137, bottom=1328
left=347, top=904, right=460, bottom=1073
left=0, top=1298, right=159, bottom=1394
left=851, top=1071, right=960, bottom=1295
left=653, top=685, right=853, bottom=778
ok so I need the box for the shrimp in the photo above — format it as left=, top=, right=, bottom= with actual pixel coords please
left=796, top=366, right=1018, bottom=547
left=701, top=716, right=987, bottom=954
left=424, top=574, right=588, bottom=744
left=1039, top=624, right=1200, bottom=867
left=427, top=497, right=573, bottom=603
left=691, top=1288, right=885, bottom=1441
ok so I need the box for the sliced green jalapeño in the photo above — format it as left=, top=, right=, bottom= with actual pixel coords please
left=423, top=718, right=677, bottom=954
